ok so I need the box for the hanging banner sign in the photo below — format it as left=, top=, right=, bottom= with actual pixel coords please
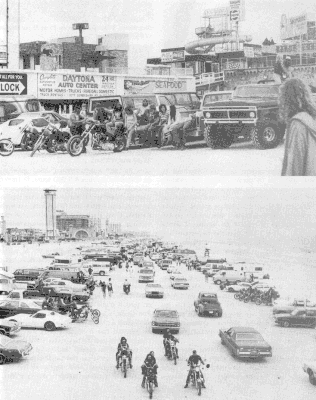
left=124, top=78, right=188, bottom=95
left=37, top=73, right=117, bottom=99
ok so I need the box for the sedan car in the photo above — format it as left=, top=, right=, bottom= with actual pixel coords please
left=42, top=278, right=87, bottom=293
left=0, top=335, right=32, bottom=365
left=172, top=277, right=189, bottom=289
left=150, top=254, right=160, bottom=261
left=167, top=266, right=176, bottom=274
left=274, top=308, right=316, bottom=328
left=219, top=327, right=272, bottom=359
left=151, top=309, right=180, bottom=333
left=0, top=320, right=21, bottom=336
left=303, top=361, right=316, bottom=386
left=273, top=298, right=316, bottom=315
left=4, top=310, right=72, bottom=331
left=170, top=270, right=182, bottom=280
left=0, top=300, right=41, bottom=318
left=145, top=284, right=164, bottom=298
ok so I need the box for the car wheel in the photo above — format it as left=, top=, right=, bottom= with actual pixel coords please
left=283, top=321, right=290, bottom=328
left=251, top=121, right=282, bottom=149
left=198, top=308, right=202, bottom=317
left=308, top=369, right=316, bottom=385
left=44, top=321, right=56, bottom=331
left=0, top=354, right=6, bottom=365
left=215, top=280, right=221, bottom=285
left=100, top=271, right=105, bottom=276
left=152, top=328, right=156, bottom=333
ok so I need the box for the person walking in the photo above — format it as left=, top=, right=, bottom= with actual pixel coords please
left=107, top=278, right=113, bottom=297
left=101, top=281, right=107, bottom=298
left=124, top=106, right=137, bottom=150
left=204, top=270, right=209, bottom=283
left=280, top=78, right=316, bottom=176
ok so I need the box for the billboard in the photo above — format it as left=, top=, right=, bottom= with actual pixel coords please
left=229, top=0, right=245, bottom=21
left=280, top=13, right=308, bottom=40
left=37, top=72, right=117, bottom=99
left=203, top=7, right=229, bottom=18
left=124, top=78, right=188, bottom=95
left=0, top=72, right=27, bottom=95
left=161, top=49, right=185, bottom=63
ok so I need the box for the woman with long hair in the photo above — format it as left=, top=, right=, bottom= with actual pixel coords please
left=280, top=78, right=316, bottom=176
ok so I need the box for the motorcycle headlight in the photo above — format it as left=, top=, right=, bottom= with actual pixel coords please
left=205, top=112, right=211, bottom=118
left=249, top=112, right=256, bottom=118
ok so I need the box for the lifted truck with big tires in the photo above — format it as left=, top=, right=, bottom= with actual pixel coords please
left=202, top=84, right=286, bottom=150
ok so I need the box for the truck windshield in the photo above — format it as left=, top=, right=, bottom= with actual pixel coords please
left=234, top=86, right=279, bottom=98
left=203, top=93, right=232, bottom=106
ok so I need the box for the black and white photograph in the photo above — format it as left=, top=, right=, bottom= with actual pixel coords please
left=1, top=0, right=316, bottom=400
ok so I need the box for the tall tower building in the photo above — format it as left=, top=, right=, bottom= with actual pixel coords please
left=44, top=189, right=57, bottom=239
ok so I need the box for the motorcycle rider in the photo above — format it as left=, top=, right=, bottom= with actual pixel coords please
left=184, top=350, right=206, bottom=388
left=123, top=278, right=131, bottom=293
left=116, top=337, right=133, bottom=369
left=141, top=354, right=158, bottom=388
left=163, top=328, right=179, bottom=358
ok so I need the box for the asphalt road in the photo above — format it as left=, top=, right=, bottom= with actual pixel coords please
left=1, top=141, right=285, bottom=177
left=2, top=258, right=315, bottom=400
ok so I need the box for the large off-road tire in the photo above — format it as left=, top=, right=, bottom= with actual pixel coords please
left=113, top=136, right=126, bottom=152
left=67, top=135, right=84, bottom=157
left=308, top=369, right=316, bottom=385
left=251, top=121, right=282, bottom=149
left=204, top=125, right=234, bottom=149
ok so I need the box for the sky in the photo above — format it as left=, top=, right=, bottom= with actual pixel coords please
left=2, top=187, right=316, bottom=251
left=1, top=0, right=316, bottom=67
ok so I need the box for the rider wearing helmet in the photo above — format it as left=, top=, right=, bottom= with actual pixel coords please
left=116, top=337, right=133, bottom=369
left=184, top=350, right=206, bottom=388
left=141, top=353, right=158, bottom=388
left=163, top=328, right=179, bottom=358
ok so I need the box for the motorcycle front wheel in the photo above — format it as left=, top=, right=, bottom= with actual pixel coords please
left=0, top=139, right=14, bottom=156
left=67, top=135, right=85, bottom=157
left=113, top=136, right=126, bottom=153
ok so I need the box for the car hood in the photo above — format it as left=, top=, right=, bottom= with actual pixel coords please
left=0, top=320, right=19, bottom=328
left=274, top=313, right=292, bottom=318
left=205, top=98, right=278, bottom=108
left=5, top=339, right=32, bottom=351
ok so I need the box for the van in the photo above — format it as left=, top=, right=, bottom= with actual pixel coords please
left=161, top=259, right=173, bottom=270
left=138, top=268, right=155, bottom=283
left=13, top=269, right=45, bottom=287
left=81, top=261, right=110, bottom=276
left=0, top=95, right=42, bottom=124
left=37, top=266, right=84, bottom=283
left=213, top=270, right=246, bottom=285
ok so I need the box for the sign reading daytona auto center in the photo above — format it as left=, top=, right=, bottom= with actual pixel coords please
left=38, top=73, right=117, bottom=99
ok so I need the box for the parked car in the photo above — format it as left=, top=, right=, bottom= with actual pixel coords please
left=150, top=253, right=160, bottom=261
left=303, top=361, right=316, bottom=386
left=151, top=309, right=180, bottom=333
left=138, top=268, right=155, bottom=283
left=273, top=298, right=316, bottom=315
left=274, top=308, right=316, bottom=328
left=202, top=84, right=285, bottom=149
left=4, top=310, right=72, bottom=331
left=145, top=284, right=164, bottom=298
left=172, top=277, right=189, bottom=289
left=227, top=281, right=275, bottom=293
left=0, top=299, right=41, bottom=318
left=213, top=270, right=246, bottom=285
left=42, top=252, right=60, bottom=258
left=42, top=278, right=87, bottom=293
left=0, top=320, right=21, bottom=336
left=161, top=259, right=173, bottom=270
left=0, top=335, right=32, bottom=364
left=219, top=327, right=272, bottom=359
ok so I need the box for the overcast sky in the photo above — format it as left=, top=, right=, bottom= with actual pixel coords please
left=0, top=0, right=316, bottom=67
left=2, top=188, right=316, bottom=250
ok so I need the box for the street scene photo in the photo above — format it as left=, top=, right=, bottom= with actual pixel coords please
left=1, top=0, right=316, bottom=175
left=0, top=187, right=316, bottom=400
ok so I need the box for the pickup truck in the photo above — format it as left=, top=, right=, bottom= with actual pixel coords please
left=194, top=292, right=222, bottom=317
left=202, top=84, right=286, bottom=150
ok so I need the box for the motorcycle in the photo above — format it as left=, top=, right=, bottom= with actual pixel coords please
left=120, top=349, right=131, bottom=378
left=167, top=339, right=178, bottom=365
left=30, top=120, right=70, bottom=157
left=123, top=284, right=131, bottom=295
left=144, top=366, right=155, bottom=399
left=67, top=120, right=126, bottom=156
left=71, top=305, right=100, bottom=324
left=187, top=362, right=209, bottom=396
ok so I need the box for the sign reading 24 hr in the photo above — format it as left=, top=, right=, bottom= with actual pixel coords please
left=0, top=73, right=28, bottom=95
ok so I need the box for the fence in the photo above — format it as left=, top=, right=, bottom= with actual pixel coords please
left=195, top=71, right=225, bottom=86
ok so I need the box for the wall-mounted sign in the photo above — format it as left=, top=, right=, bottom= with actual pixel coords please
left=124, top=78, right=187, bottom=95
left=0, top=73, right=27, bottom=95
left=229, top=0, right=245, bottom=21
left=161, top=49, right=185, bottom=63
left=0, top=45, right=7, bottom=64
left=280, top=13, right=308, bottom=40
left=37, top=73, right=116, bottom=99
